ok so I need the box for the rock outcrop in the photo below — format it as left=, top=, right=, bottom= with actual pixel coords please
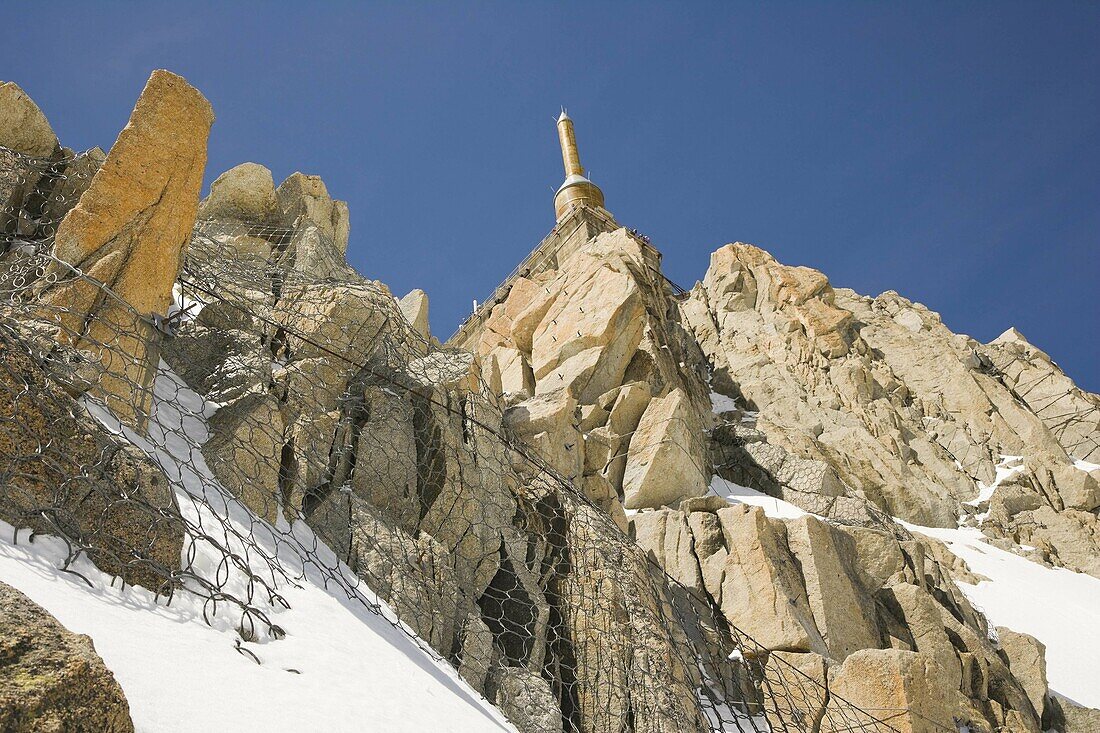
left=455, top=225, right=712, bottom=532
left=398, top=288, right=431, bottom=341
left=39, top=69, right=214, bottom=427
left=451, top=221, right=1089, bottom=731
left=682, top=242, right=1100, bottom=580
left=628, top=496, right=1045, bottom=731
left=0, top=581, right=133, bottom=732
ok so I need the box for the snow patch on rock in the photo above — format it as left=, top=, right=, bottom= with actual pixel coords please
left=898, top=520, right=1100, bottom=708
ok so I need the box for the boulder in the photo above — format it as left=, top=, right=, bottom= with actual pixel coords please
left=884, top=583, right=962, bottom=691
left=0, top=81, right=58, bottom=157
left=490, top=345, right=533, bottom=396
left=710, top=505, right=826, bottom=654
left=0, top=335, right=184, bottom=591
left=202, top=392, right=285, bottom=524
left=631, top=508, right=704, bottom=592
left=198, top=162, right=278, bottom=222
left=0, top=581, right=133, bottom=732
left=529, top=259, right=646, bottom=402
left=40, top=70, right=214, bottom=428
left=509, top=278, right=557, bottom=355
left=909, top=531, right=988, bottom=585
left=272, top=282, right=393, bottom=395
left=784, top=515, right=881, bottom=660
left=398, top=288, right=431, bottom=341
left=1007, top=506, right=1100, bottom=579
left=996, top=628, right=1048, bottom=720
left=280, top=223, right=348, bottom=278
left=490, top=667, right=562, bottom=733
left=275, top=170, right=347, bottom=250
left=827, top=649, right=964, bottom=733
left=160, top=323, right=269, bottom=405
left=762, top=651, right=828, bottom=733
left=0, top=84, right=58, bottom=242
left=504, top=391, right=582, bottom=478
left=1050, top=463, right=1100, bottom=512
left=679, top=495, right=732, bottom=514
left=606, top=381, right=651, bottom=436
left=622, top=388, right=708, bottom=509
left=582, top=424, right=618, bottom=481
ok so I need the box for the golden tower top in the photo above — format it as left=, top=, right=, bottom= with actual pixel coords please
left=554, top=109, right=605, bottom=220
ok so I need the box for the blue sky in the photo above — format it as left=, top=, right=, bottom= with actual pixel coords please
left=4, top=2, right=1097, bottom=388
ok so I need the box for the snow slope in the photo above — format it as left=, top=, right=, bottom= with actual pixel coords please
left=0, top=524, right=515, bottom=733
left=901, top=521, right=1100, bottom=708
left=0, top=362, right=515, bottom=733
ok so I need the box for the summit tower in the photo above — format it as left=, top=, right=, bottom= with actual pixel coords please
left=553, top=109, right=605, bottom=220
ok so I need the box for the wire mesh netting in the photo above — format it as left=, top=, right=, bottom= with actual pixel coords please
left=0, top=144, right=921, bottom=733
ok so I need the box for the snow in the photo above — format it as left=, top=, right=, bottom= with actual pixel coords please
left=709, top=391, right=740, bottom=414
left=0, top=362, right=515, bottom=733
left=898, top=521, right=1100, bottom=708
left=698, top=680, right=770, bottom=733
left=169, top=282, right=205, bottom=323
left=966, top=455, right=1025, bottom=506
left=1073, top=458, right=1100, bottom=473
left=0, top=525, right=515, bottom=733
left=708, top=476, right=809, bottom=520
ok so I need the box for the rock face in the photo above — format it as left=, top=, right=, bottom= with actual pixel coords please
left=996, top=628, right=1048, bottom=721
left=629, top=491, right=1046, bottom=731
left=1055, top=700, right=1100, bottom=733
left=0, top=581, right=134, bottom=733
left=988, top=328, right=1100, bottom=464
left=707, top=505, right=828, bottom=654
left=455, top=224, right=713, bottom=524
left=275, top=172, right=351, bottom=279
left=444, top=212, right=1056, bottom=726
left=557, top=502, right=708, bottom=733
left=682, top=242, right=1100, bottom=580
left=447, top=212, right=1089, bottom=732
left=0, top=331, right=184, bottom=591
left=40, top=69, right=214, bottom=427
left=194, top=163, right=353, bottom=280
